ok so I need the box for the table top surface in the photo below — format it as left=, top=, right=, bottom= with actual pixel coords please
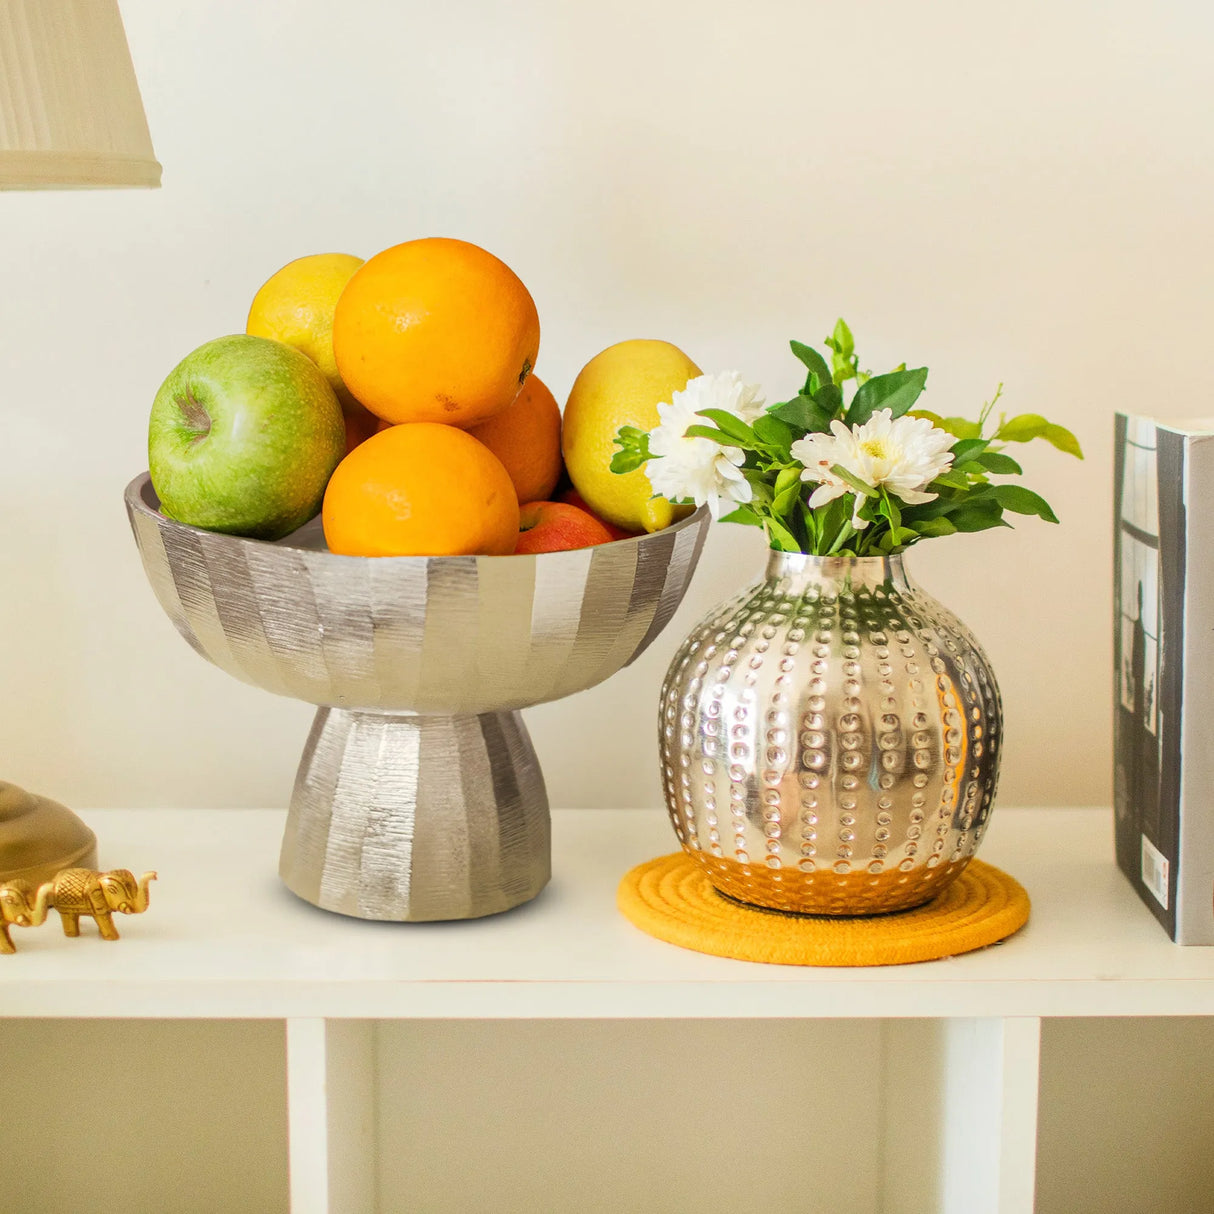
left=0, top=806, right=1208, bottom=1019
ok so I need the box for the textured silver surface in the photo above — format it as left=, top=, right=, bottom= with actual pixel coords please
left=125, top=473, right=709, bottom=920
left=283, top=708, right=550, bottom=920
left=660, top=551, right=1003, bottom=915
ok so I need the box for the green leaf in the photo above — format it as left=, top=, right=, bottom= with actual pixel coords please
left=881, top=525, right=919, bottom=550
left=825, top=319, right=858, bottom=385
left=950, top=438, right=989, bottom=464
left=846, top=367, right=929, bottom=426
left=815, top=381, right=844, bottom=418
left=911, top=410, right=982, bottom=440
left=816, top=492, right=848, bottom=527
left=683, top=424, right=747, bottom=446
left=765, top=516, right=802, bottom=552
left=995, top=414, right=1084, bottom=458
left=790, top=340, right=832, bottom=391
left=949, top=501, right=1010, bottom=532
left=770, top=394, right=833, bottom=433
left=773, top=467, right=803, bottom=516
left=975, top=450, right=1023, bottom=475
left=987, top=483, right=1060, bottom=523
left=929, top=470, right=973, bottom=491
left=719, top=505, right=764, bottom=528
left=776, top=485, right=806, bottom=519
left=742, top=467, right=773, bottom=504
left=827, top=519, right=857, bottom=554
left=878, top=490, right=902, bottom=531
left=993, top=413, right=1049, bottom=443
left=905, top=491, right=963, bottom=520
left=829, top=463, right=878, bottom=498
left=610, top=451, right=649, bottom=474
left=1046, top=424, right=1085, bottom=458
left=910, top=517, right=958, bottom=537
left=774, top=487, right=802, bottom=517
left=955, top=480, right=994, bottom=501
left=773, top=465, right=802, bottom=495
left=752, top=413, right=794, bottom=452
left=800, top=501, right=819, bottom=546
left=610, top=425, right=651, bottom=474
left=696, top=409, right=754, bottom=444
left=830, top=318, right=855, bottom=359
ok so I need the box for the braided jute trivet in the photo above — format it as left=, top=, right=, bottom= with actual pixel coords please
left=617, top=853, right=1030, bottom=967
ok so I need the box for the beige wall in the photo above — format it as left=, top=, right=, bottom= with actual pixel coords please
left=0, top=0, right=1208, bottom=810
left=8, top=1017, right=1214, bottom=1212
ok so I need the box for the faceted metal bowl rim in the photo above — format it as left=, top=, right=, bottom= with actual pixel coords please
left=125, top=469, right=712, bottom=715
left=124, top=471, right=708, bottom=567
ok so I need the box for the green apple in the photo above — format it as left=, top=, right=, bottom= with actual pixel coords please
left=148, top=334, right=346, bottom=540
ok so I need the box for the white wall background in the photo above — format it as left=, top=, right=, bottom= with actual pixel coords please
left=1, top=0, right=1211, bottom=811
left=5, top=11, right=1214, bottom=1211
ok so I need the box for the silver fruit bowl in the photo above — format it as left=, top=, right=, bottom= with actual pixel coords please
left=125, top=473, right=708, bottom=921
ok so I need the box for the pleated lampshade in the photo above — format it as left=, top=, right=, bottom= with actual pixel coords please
left=0, top=0, right=160, bottom=189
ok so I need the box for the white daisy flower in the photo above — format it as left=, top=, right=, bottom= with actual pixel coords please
left=790, top=409, right=954, bottom=529
left=712, top=369, right=767, bottom=423
left=645, top=372, right=765, bottom=520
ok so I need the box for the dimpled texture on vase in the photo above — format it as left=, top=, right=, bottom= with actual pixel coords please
left=659, top=551, right=1002, bottom=915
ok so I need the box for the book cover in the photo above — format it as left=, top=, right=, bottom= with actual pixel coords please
left=1113, top=413, right=1214, bottom=944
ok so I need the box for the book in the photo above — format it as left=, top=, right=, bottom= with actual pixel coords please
left=1113, top=413, right=1214, bottom=944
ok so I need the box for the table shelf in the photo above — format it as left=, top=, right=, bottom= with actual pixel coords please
left=1, top=807, right=1211, bottom=1213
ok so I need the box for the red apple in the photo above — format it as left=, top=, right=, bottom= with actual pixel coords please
left=515, top=501, right=615, bottom=554
left=555, top=487, right=643, bottom=540
left=344, top=401, right=381, bottom=454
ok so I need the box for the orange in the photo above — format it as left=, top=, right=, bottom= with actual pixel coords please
left=322, top=423, right=519, bottom=557
left=465, top=374, right=562, bottom=504
left=331, top=237, right=540, bottom=428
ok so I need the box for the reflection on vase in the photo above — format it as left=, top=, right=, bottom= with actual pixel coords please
left=659, top=550, right=1003, bottom=916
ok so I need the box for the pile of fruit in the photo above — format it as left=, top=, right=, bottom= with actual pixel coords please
left=146, top=237, right=701, bottom=556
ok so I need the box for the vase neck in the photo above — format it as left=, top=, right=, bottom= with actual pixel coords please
left=763, top=550, right=914, bottom=595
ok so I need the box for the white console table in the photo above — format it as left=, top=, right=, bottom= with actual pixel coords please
left=1, top=807, right=1211, bottom=1214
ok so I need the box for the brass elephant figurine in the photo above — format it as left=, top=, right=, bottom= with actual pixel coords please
left=0, top=879, right=48, bottom=953
left=37, top=868, right=157, bottom=941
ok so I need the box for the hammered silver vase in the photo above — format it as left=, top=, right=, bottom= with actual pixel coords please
left=660, top=550, right=1002, bottom=915
left=125, top=473, right=709, bottom=921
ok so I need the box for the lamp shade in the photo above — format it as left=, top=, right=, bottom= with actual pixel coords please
left=0, top=0, right=160, bottom=188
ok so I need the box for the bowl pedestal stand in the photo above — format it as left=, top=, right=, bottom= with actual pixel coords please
left=279, top=707, right=550, bottom=921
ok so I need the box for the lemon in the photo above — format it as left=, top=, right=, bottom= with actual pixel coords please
left=562, top=339, right=701, bottom=533
left=246, top=253, right=364, bottom=411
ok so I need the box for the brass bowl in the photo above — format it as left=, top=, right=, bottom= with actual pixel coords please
left=125, top=474, right=709, bottom=920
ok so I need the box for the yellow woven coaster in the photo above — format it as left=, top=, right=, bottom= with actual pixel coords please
left=618, top=853, right=1030, bottom=967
